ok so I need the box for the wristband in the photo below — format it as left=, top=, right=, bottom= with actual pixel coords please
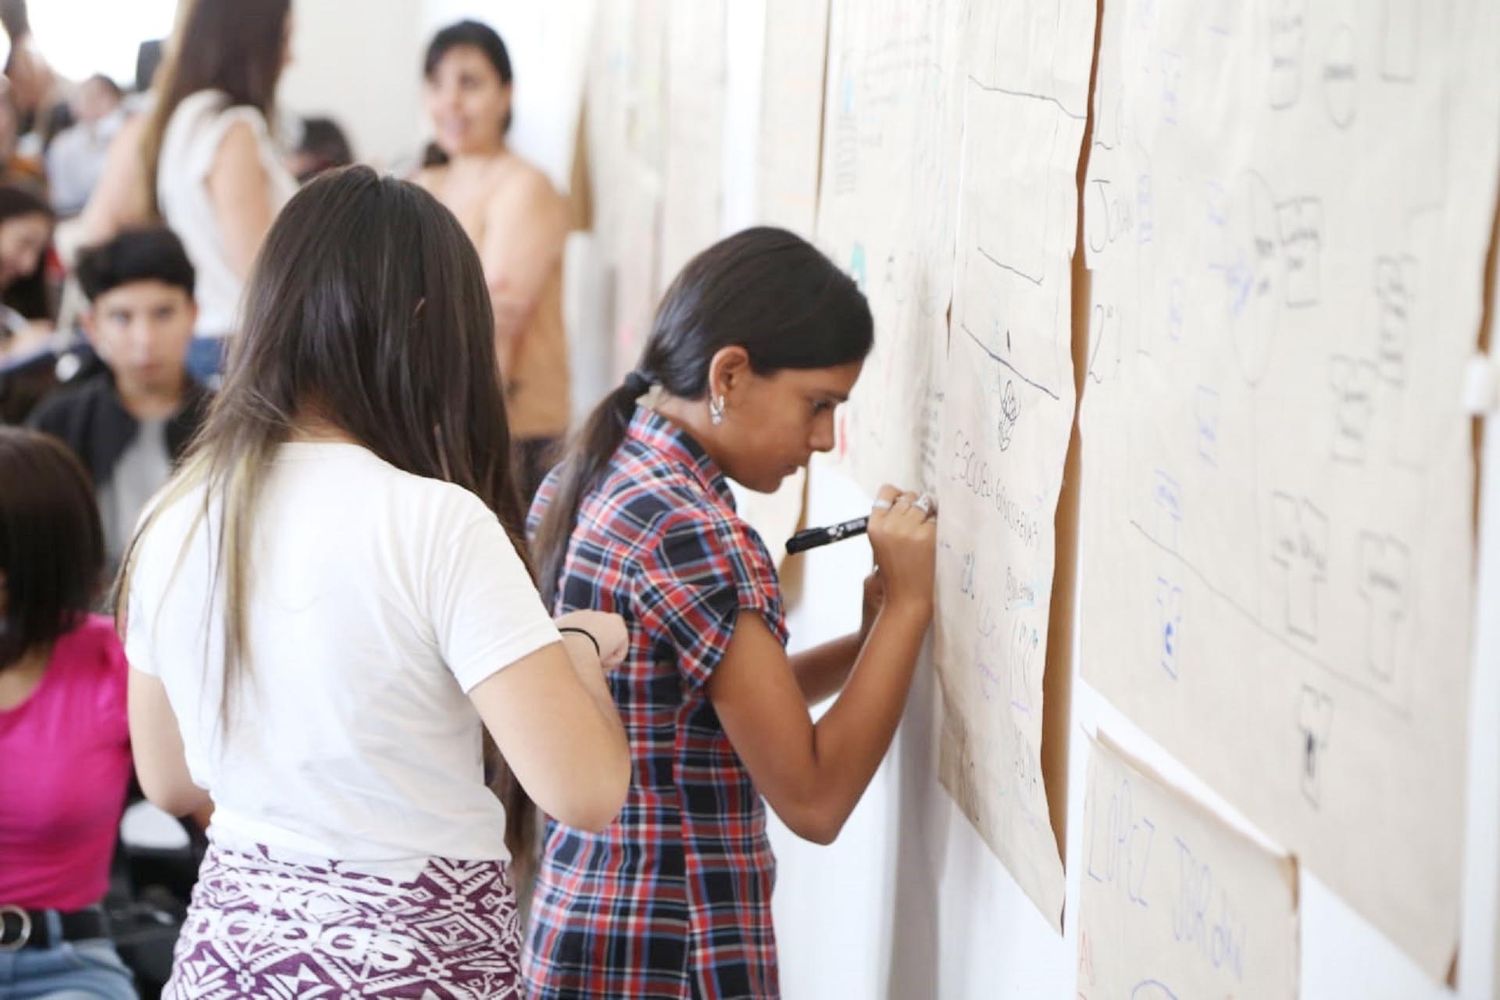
left=558, top=626, right=601, bottom=659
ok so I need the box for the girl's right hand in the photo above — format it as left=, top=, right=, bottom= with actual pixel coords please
left=555, top=610, right=630, bottom=670
left=867, top=485, right=938, bottom=617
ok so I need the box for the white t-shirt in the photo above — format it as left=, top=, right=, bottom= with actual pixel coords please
left=124, top=442, right=559, bottom=871
left=156, top=89, right=298, bottom=339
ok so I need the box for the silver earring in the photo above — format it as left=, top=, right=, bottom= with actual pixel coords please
left=709, top=395, right=726, bottom=426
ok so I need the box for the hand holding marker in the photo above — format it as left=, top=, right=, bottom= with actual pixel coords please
left=785, top=491, right=937, bottom=554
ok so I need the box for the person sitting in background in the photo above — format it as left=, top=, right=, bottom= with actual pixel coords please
left=415, top=20, right=572, bottom=501
left=0, top=181, right=51, bottom=348
left=0, top=182, right=56, bottom=423
left=0, top=427, right=137, bottom=999
left=46, top=74, right=127, bottom=217
left=27, top=227, right=205, bottom=567
left=287, top=115, right=353, bottom=183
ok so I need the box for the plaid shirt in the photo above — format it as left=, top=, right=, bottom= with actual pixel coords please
left=523, top=407, right=789, bottom=999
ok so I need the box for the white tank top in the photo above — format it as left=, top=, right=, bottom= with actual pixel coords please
left=157, top=89, right=297, bottom=339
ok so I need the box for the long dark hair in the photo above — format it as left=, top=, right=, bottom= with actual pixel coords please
left=421, top=20, right=514, bottom=168
left=533, top=226, right=874, bottom=604
left=139, top=0, right=291, bottom=217
left=0, top=427, right=104, bottom=670
left=118, top=165, right=526, bottom=727
left=0, top=183, right=53, bottom=318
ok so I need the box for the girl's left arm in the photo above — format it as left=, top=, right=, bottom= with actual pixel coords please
left=787, top=570, right=882, bottom=705
left=127, top=670, right=211, bottom=817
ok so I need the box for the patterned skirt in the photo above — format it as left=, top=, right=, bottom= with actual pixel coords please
left=164, top=842, right=524, bottom=999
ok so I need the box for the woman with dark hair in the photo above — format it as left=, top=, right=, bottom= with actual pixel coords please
left=76, top=0, right=297, bottom=381
left=0, top=428, right=136, bottom=998
left=0, top=182, right=50, bottom=313
left=524, top=227, right=938, bottom=999
left=0, top=183, right=53, bottom=369
left=118, top=166, right=629, bottom=997
left=415, top=20, right=572, bottom=501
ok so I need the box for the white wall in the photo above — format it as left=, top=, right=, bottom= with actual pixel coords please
left=277, top=0, right=426, bottom=168
left=29, top=0, right=178, bottom=85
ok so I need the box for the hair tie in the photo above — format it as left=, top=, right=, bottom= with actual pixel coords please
left=623, top=370, right=654, bottom=396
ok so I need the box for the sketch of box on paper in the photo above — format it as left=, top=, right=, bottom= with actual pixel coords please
left=1329, top=356, right=1378, bottom=464
left=1322, top=23, right=1358, bottom=130
left=1276, top=197, right=1323, bottom=308
left=1270, top=492, right=1330, bottom=642
left=1358, top=532, right=1412, bottom=685
left=961, top=79, right=1070, bottom=294
left=1297, top=685, right=1334, bottom=808
left=1156, top=576, right=1184, bottom=679
left=1267, top=0, right=1308, bottom=110
left=1374, top=255, right=1417, bottom=387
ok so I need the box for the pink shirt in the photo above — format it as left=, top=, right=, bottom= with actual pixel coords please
left=0, top=615, right=131, bottom=910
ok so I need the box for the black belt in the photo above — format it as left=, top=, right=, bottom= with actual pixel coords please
left=0, top=905, right=109, bottom=951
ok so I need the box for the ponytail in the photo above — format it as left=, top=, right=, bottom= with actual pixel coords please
left=533, top=375, right=651, bottom=604
left=503, top=373, right=646, bottom=883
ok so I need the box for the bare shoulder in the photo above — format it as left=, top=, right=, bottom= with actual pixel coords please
left=495, top=156, right=561, bottom=206
left=207, top=119, right=268, bottom=189
left=199, top=118, right=259, bottom=179
left=488, top=156, right=565, bottom=225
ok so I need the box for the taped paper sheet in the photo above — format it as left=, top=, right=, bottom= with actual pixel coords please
left=659, top=0, right=728, bottom=290
left=813, top=0, right=964, bottom=496
left=930, top=0, right=1096, bottom=929
left=1080, top=0, right=1500, bottom=975
left=1078, top=736, right=1299, bottom=1000
left=756, top=0, right=830, bottom=236
left=584, top=0, right=667, bottom=374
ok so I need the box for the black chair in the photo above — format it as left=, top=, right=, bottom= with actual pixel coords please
left=105, top=783, right=204, bottom=999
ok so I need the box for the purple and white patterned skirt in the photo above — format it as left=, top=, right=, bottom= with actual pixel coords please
left=164, top=842, right=524, bottom=999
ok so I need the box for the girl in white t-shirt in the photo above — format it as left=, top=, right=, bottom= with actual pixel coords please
left=117, top=166, right=630, bottom=999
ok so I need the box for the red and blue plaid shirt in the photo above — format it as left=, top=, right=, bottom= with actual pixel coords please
left=523, top=407, right=789, bottom=999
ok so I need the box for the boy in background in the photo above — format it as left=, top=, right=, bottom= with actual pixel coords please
left=28, top=227, right=207, bottom=566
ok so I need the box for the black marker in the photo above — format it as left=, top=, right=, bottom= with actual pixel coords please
left=786, top=516, right=869, bottom=554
